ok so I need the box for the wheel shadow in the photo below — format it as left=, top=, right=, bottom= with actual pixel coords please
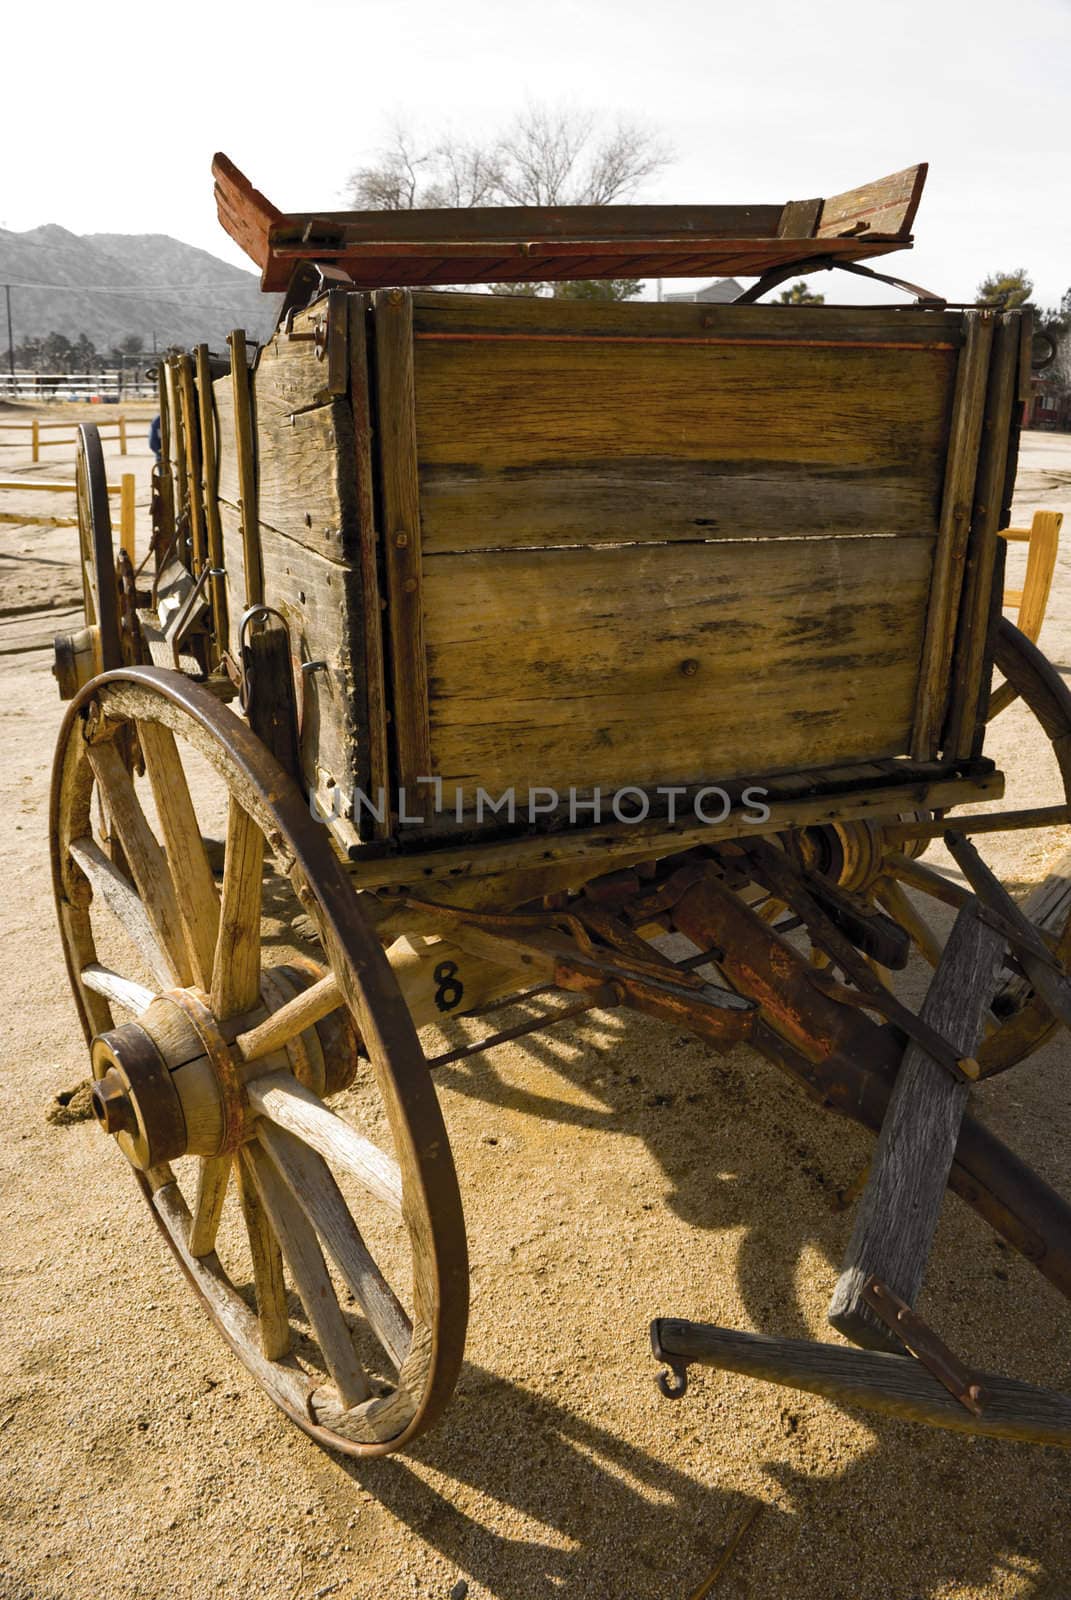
left=309, top=1359, right=1071, bottom=1599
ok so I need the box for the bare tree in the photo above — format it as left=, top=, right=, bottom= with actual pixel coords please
left=349, top=124, right=501, bottom=211
left=493, top=106, right=669, bottom=206
left=346, top=107, right=672, bottom=300
left=348, top=106, right=670, bottom=211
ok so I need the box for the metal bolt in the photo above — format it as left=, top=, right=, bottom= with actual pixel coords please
left=680, top=658, right=700, bottom=677
left=394, top=531, right=409, bottom=549
left=403, top=577, right=418, bottom=593
left=91, top=1068, right=137, bottom=1137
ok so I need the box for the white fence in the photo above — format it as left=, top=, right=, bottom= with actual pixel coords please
left=0, top=370, right=157, bottom=401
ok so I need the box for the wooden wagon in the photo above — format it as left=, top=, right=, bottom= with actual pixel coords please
left=50, top=155, right=1071, bottom=1459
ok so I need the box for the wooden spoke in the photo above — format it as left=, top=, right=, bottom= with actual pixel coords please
left=69, top=837, right=176, bottom=990
left=235, top=1149, right=291, bottom=1359
left=987, top=679, right=1021, bottom=721
left=211, top=797, right=264, bottom=1019
left=247, top=1070, right=403, bottom=1218
left=138, top=720, right=220, bottom=989
left=85, top=739, right=192, bottom=985
left=188, top=1155, right=232, bottom=1259
left=873, top=877, right=943, bottom=968
left=243, top=1142, right=371, bottom=1409
left=258, top=1121, right=411, bottom=1371
left=235, top=972, right=343, bottom=1064
left=152, top=1178, right=310, bottom=1416
left=882, top=851, right=969, bottom=913
left=79, top=963, right=155, bottom=1014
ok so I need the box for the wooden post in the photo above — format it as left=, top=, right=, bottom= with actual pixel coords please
left=195, top=343, right=228, bottom=664
left=178, top=355, right=206, bottom=571
left=946, top=312, right=1022, bottom=757
left=119, top=472, right=136, bottom=560
left=118, top=415, right=127, bottom=456
left=828, top=906, right=1005, bottom=1349
left=227, top=330, right=263, bottom=608
left=31, top=417, right=39, bottom=463
left=373, top=290, right=431, bottom=792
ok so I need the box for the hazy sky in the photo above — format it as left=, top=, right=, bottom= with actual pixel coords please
left=5, top=0, right=1069, bottom=306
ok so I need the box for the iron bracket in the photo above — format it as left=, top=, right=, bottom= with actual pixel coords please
left=861, top=1277, right=987, bottom=1416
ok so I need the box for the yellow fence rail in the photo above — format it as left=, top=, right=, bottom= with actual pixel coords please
left=0, top=472, right=136, bottom=554
left=0, top=416, right=131, bottom=460
left=999, top=509, right=1064, bottom=644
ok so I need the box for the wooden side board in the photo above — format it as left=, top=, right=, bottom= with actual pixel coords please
left=411, top=296, right=959, bottom=555
left=211, top=298, right=375, bottom=820
left=369, top=291, right=964, bottom=808
left=422, top=535, right=934, bottom=796
left=201, top=287, right=1016, bottom=851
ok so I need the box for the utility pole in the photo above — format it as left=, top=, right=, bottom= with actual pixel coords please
left=4, top=285, right=14, bottom=391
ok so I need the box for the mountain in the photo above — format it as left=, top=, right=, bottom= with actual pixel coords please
left=0, top=225, right=280, bottom=353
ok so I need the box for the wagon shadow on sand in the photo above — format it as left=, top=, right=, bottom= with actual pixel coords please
left=363, top=1000, right=1071, bottom=1597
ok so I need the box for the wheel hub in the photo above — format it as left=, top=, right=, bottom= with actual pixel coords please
left=89, top=961, right=359, bottom=1171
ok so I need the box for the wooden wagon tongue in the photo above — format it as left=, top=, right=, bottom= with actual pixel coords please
left=650, top=851, right=1071, bottom=1449
left=211, top=152, right=929, bottom=295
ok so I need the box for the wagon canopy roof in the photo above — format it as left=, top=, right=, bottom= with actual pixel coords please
left=212, top=153, right=927, bottom=295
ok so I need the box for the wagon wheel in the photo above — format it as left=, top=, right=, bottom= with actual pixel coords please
left=797, top=619, right=1071, bottom=1073
left=51, top=666, right=468, bottom=1456
left=74, top=424, right=121, bottom=671
left=53, top=425, right=126, bottom=701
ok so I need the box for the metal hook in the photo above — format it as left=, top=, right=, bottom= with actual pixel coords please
left=650, top=1320, right=690, bottom=1400
left=238, top=605, right=292, bottom=712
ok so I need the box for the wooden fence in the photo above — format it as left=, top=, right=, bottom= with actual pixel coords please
left=0, top=473, right=137, bottom=552
left=0, top=416, right=133, bottom=460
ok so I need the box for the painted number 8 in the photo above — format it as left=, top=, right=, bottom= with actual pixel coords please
left=433, top=960, right=464, bottom=1013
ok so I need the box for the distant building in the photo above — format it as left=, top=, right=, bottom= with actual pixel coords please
left=663, top=278, right=744, bottom=304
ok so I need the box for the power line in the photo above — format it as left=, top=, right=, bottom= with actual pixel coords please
left=0, top=280, right=255, bottom=295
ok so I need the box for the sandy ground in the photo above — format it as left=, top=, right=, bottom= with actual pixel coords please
left=0, top=414, right=1070, bottom=1600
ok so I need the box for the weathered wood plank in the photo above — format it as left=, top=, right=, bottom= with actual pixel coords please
left=218, top=400, right=352, bottom=565
left=227, top=329, right=263, bottom=608
left=217, top=503, right=366, bottom=815
left=346, top=769, right=1004, bottom=898
left=196, top=343, right=228, bottom=660
left=423, top=536, right=934, bottom=796
left=816, top=162, right=927, bottom=239
left=374, top=289, right=432, bottom=792
left=828, top=906, right=1004, bottom=1350
left=945, top=312, right=1023, bottom=755
left=413, top=333, right=957, bottom=554
left=250, top=297, right=340, bottom=417
left=410, top=292, right=964, bottom=344
left=652, top=1319, right=1071, bottom=1447
left=349, top=293, right=391, bottom=837
left=911, top=310, right=995, bottom=756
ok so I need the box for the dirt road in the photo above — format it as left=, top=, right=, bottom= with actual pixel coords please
left=1, top=414, right=1070, bottom=1600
